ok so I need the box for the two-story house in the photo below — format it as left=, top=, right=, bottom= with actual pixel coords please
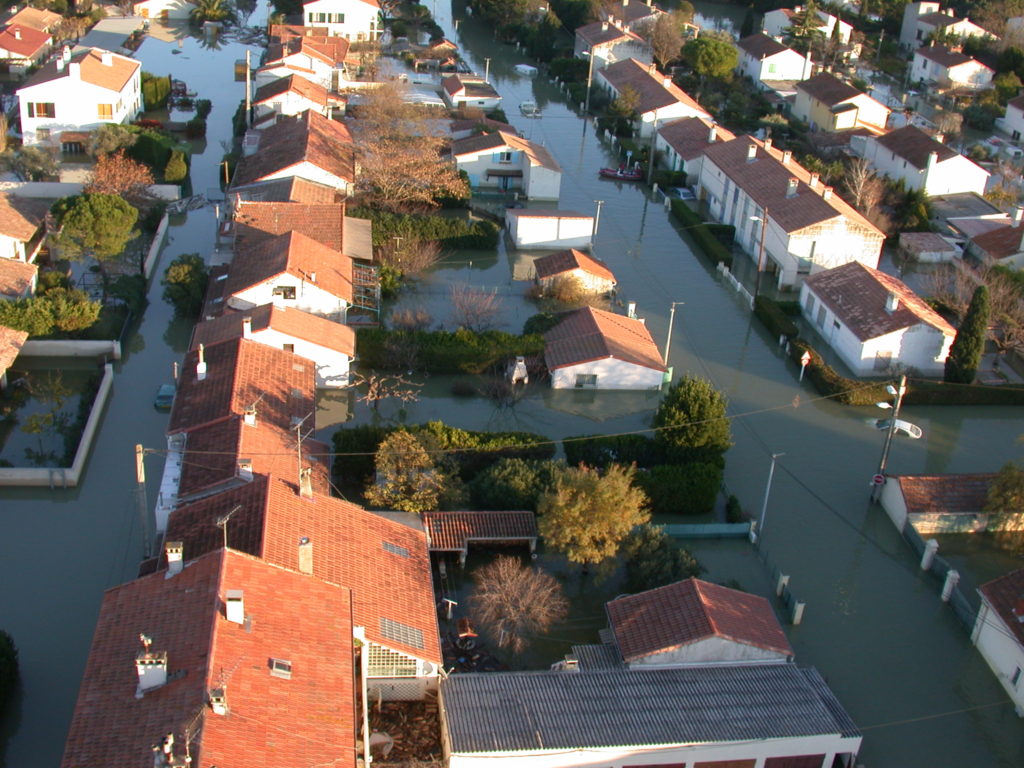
left=0, top=24, right=51, bottom=75
left=450, top=130, right=561, bottom=199
left=600, top=0, right=663, bottom=32
left=763, top=6, right=853, bottom=45
left=7, top=7, right=61, bottom=34
left=594, top=58, right=709, bottom=138
left=973, top=569, right=1024, bottom=716
left=655, top=116, right=735, bottom=184
left=302, top=0, right=382, bottom=40
left=17, top=47, right=141, bottom=146
left=735, top=33, right=812, bottom=90
left=132, top=0, right=194, bottom=19
left=573, top=20, right=652, bottom=71
left=900, top=2, right=993, bottom=50
left=859, top=125, right=989, bottom=197
left=257, top=30, right=351, bottom=91
left=696, top=136, right=885, bottom=288
left=793, top=73, right=890, bottom=133
left=252, top=75, right=333, bottom=128
left=911, top=44, right=993, bottom=91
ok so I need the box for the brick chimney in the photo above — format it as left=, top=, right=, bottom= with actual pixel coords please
left=196, top=344, right=207, bottom=381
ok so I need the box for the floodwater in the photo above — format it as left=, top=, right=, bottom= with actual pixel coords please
left=0, top=4, right=1022, bottom=768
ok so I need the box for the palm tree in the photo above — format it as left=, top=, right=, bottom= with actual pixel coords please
left=190, top=0, right=235, bottom=25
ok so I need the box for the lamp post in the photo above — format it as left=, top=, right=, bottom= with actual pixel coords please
left=750, top=206, right=768, bottom=299
left=592, top=199, right=604, bottom=238
left=872, top=374, right=908, bottom=502
left=754, top=452, right=784, bottom=543
left=584, top=49, right=595, bottom=113
left=484, top=57, right=491, bottom=83
left=663, top=301, right=683, bottom=367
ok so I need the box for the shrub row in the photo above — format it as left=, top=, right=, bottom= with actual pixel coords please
left=141, top=73, right=171, bottom=111
left=0, top=290, right=101, bottom=337
left=786, top=338, right=888, bottom=406
left=635, top=462, right=722, bottom=517
left=669, top=199, right=734, bottom=267
left=754, top=296, right=799, bottom=340
left=563, top=433, right=663, bottom=469
left=348, top=207, right=500, bottom=249
left=355, top=327, right=545, bottom=374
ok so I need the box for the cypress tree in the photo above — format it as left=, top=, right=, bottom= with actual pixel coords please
left=945, top=285, right=989, bottom=383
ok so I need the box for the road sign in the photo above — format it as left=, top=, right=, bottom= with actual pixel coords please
left=799, top=350, right=812, bottom=382
left=872, top=474, right=885, bottom=486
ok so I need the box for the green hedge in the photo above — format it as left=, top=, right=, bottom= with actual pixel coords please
left=754, top=296, right=799, bottom=340
left=563, top=434, right=664, bottom=469
left=786, top=339, right=888, bottom=405
left=356, top=328, right=545, bottom=374
left=349, top=207, right=500, bottom=249
left=669, top=199, right=734, bottom=267
left=635, top=462, right=722, bottom=517
left=141, top=73, right=171, bottom=111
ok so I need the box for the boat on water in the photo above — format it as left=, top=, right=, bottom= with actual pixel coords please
left=599, top=165, right=644, bottom=181
left=519, top=100, right=541, bottom=117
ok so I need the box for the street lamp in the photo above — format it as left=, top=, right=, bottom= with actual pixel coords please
left=749, top=206, right=768, bottom=299
left=582, top=49, right=595, bottom=113
left=871, top=374, right=914, bottom=502
left=753, top=452, right=784, bottom=543
left=662, top=301, right=684, bottom=367
left=592, top=199, right=604, bottom=238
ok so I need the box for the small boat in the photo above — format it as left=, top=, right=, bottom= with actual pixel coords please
left=599, top=165, right=644, bottom=181
left=519, top=100, right=541, bottom=117
left=514, top=64, right=538, bottom=76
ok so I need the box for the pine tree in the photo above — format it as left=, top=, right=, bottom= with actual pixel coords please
left=945, top=285, right=989, bottom=383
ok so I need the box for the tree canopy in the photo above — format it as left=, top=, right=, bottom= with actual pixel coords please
left=985, top=461, right=1024, bottom=513
left=621, top=524, right=703, bottom=593
left=945, top=285, right=990, bottom=384
left=162, top=253, right=208, bottom=318
left=469, top=556, right=568, bottom=652
left=364, top=429, right=465, bottom=513
left=51, top=193, right=138, bottom=264
left=652, top=376, right=732, bottom=463
left=681, top=36, right=738, bottom=81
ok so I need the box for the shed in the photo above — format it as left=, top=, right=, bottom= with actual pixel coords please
left=506, top=209, right=594, bottom=250
left=533, top=249, right=616, bottom=294
left=422, top=510, right=537, bottom=564
left=899, top=231, right=959, bottom=262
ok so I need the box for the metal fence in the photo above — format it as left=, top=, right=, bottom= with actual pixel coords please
left=661, top=522, right=751, bottom=539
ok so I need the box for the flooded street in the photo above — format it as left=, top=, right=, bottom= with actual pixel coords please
left=0, top=2, right=1022, bottom=766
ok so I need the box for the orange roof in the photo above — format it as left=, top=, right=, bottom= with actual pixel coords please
left=60, top=548, right=357, bottom=768
left=232, top=111, right=354, bottom=190
left=979, top=568, right=1024, bottom=647
left=597, top=58, right=707, bottom=117
left=168, top=337, right=315, bottom=434
left=232, top=177, right=343, bottom=204
left=0, top=192, right=50, bottom=241
left=0, top=257, right=36, bottom=298
left=893, top=473, right=995, bottom=515
left=423, top=511, right=538, bottom=552
left=253, top=74, right=329, bottom=108
left=657, top=116, right=735, bottom=163
left=191, top=303, right=356, bottom=357
left=21, top=47, right=139, bottom=93
left=575, top=21, right=645, bottom=47
left=0, top=325, right=27, bottom=374
left=0, top=24, right=50, bottom=58
left=224, top=230, right=354, bottom=304
left=8, top=7, right=61, bottom=32
left=232, top=200, right=346, bottom=251
left=544, top=306, right=666, bottom=372
left=607, top=578, right=793, bottom=662
left=971, top=222, right=1024, bottom=259
left=266, top=34, right=350, bottom=68
left=450, top=130, right=561, bottom=172
left=165, top=475, right=442, bottom=663
left=534, top=248, right=616, bottom=283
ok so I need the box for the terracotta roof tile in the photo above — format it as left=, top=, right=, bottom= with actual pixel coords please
left=604, top=1, right=660, bottom=24
left=534, top=248, right=616, bottom=283
left=971, top=222, right=1024, bottom=259
left=1008, top=93, right=1024, bottom=112
left=544, top=306, right=666, bottom=372
left=918, top=11, right=966, bottom=26
left=803, top=261, right=955, bottom=340
left=224, top=230, right=354, bottom=304
left=0, top=192, right=50, bottom=242
left=191, top=303, right=356, bottom=357
left=442, top=74, right=500, bottom=100
left=232, top=177, right=344, bottom=204
left=423, top=511, right=538, bottom=551
left=253, top=74, right=329, bottom=108
left=915, top=44, right=980, bottom=69
left=0, top=24, right=50, bottom=58
left=979, top=568, right=1024, bottom=647
left=59, top=548, right=356, bottom=768
left=737, top=33, right=791, bottom=60
left=597, top=58, right=707, bottom=116
left=165, top=475, right=441, bottom=662
left=168, top=337, right=315, bottom=434
left=449, top=116, right=517, bottom=136
left=607, top=578, right=793, bottom=662
left=796, top=72, right=862, bottom=106
left=575, top=21, right=645, bottom=47
left=899, top=231, right=957, bottom=255
left=21, top=47, right=139, bottom=93
left=231, top=111, right=354, bottom=189
left=657, top=116, right=735, bottom=162
left=8, top=7, right=61, bottom=32
left=0, top=257, right=36, bottom=297
left=893, top=473, right=995, bottom=514
left=232, top=200, right=347, bottom=252
left=872, top=125, right=959, bottom=169
left=450, top=130, right=561, bottom=171
left=266, top=33, right=350, bottom=67
left=0, top=325, right=27, bottom=373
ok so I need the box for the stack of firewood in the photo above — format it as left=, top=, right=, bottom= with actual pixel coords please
left=369, top=699, right=442, bottom=767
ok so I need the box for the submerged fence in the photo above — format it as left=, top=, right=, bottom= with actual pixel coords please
left=902, top=524, right=978, bottom=631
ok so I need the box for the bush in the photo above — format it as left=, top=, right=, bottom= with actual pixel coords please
left=355, top=327, right=545, bottom=374
left=963, top=103, right=1002, bottom=131
left=786, top=338, right=888, bottom=405
left=163, top=150, right=188, bottom=184
left=185, top=118, right=207, bottom=139
left=469, top=457, right=564, bottom=511
left=0, top=629, right=17, bottom=711
left=563, top=434, right=663, bottom=469
left=669, top=199, right=734, bottom=266
left=332, top=423, right=390, bottom=486
left=232, top=100, right=249, bottom=137
left=0, top=291, right=101, bottom=337
left=635, top=462, right=722, bottom=517
left=141, top=72, right=171, bottom=111
left=549, top=56, right=589, bottom=82
left=108, top=274, right=148, bottom=315
left=726, top=494, right=744, bottom=523
left=195, top=99, right=212, bottom=119
left=162, top=253, right=208, bottom=318
left=754, top=296, right=799, bottom=340
left=128, top=130, right=176, bottom=172
left=522, top=311, right=562, bottom=336
left=349, top=207, right=500, bottom=250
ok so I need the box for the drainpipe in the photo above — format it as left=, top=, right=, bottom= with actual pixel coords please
left=359, top=629, right=371, bottom=766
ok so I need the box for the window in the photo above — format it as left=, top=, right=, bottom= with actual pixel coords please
left=366, top=644, right=417, bottom=678
left=27, top=102, right=55, bottom=118
left=331, top=12, right=344, bottom=22
left=498, top=151, right=513, bottom=163
left=833, top=320, right=841, bottom=331
left=97, top=104, right=113, bottom=120
left=282, top=343, right=295, bottom=353
left=269, top=658, right=292, bottom=679
left=1012, top=667, right=1022, bottom=689
left=804, top=294, right=816, bottom=314
left=575, top=373, right=597, bottom=388
left=273, top=285, right=296, bottom=300
left=767, top=62, right=777, bottom=74
left=816, top=305, right=827, bottom=328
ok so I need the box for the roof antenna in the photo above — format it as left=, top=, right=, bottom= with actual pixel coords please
left=216, top=505, right=242, bottom=550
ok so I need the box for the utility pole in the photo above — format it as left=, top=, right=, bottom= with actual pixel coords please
left=752, top=206, right=769, bottom=299
left=244, top=49, right=251, bottom=127
left=592, top=199, right=604, bottom=238
left=646, top=117, right=659, bottom=185
left=755, top=452, right=785, bottom=542
left=484, top=57, right=491, bottom=83
left=663, top=301, right=684, bottom=367
left=134, top=444, right=152, bottom=558
left=872, top=375, right=907, bottom=502
left=584, top=49, right=595, bottom=113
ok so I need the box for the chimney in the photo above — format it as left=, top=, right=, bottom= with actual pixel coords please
left=782, top=150, right=792, bottom=164
left=68, top=61, right=80, bottom=79
left=623, top=0, right=629, bottom=5
left=243, top=406, right=257, bottom=427
left=809, top=172, right=820, bottom=188
left=209, top=688, right=228, bottom=716
left=707, top=123, right=717, bottom=143
left=225, top=590, right=245, bottom=625
left=101, top=51, right=113, bottom=66
left=135, top=638, right=168, bottom=697
left=13, top=28, right=20, bottom=40
left=237, top=458, right=253, bottom=481
left=786, top=177, right=799, bottom=197
left=309, top=271, right=316, bottom=283
left=627, top=301, right=637, bottom=318
left=662, top=76, right=671, bottom=88
left=298, top=537, right=313, bottom=575
left=299, top=466, right=313, bottom=499
left=56, top=57, right=64, bottom=71
left=934, top=132, right=945, bottom=144
left=1013, top=205, right=1024, bottom=226
left=241, top=317, right=252, bottom=339
left=196, top=344, right=207, bottom=381
left=747, top=143, right=757, bottom=162
left=165, top=541, right=184, bottom=577
left=822, top=185, right=833, bottom=200
left=62, top=46, right=71, bottom=63
left=885, top=292, right=900, bottom=313
left=601, top=21, right=608, bottom=31
left=764, top=137, right=773, bottom=152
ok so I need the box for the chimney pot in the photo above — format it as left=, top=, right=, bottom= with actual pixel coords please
left=885, top=292, right=900, bottom=312
left=237, top=458, right=253, bottom=481
left=786, top=177, right=799, bottom=197
left=747, top=143, right=757, bottom=161
left=299, top=466, right=313, bottom=499
left=764, top=137, right=773, bottom=151
left=68, top=61, right=80, bottom=79
left=13, top=28, right=20, bottom=40
left=662, top=76, right=671, bottom=88
left=782, top=150, right=792, bottom=164
left=822, top=185, right=833, bottom=200
left=196, top=344, right=207, bottom=381
left=241, top=317, right=252, bottom=339
left=1013, top=205, right=1023, bottom=226
left=165, top=541, right=184, bottom=577
left=135, top=649, right=168, bottom=697
left=601, top=21, right=608, bottom=31
left=225, top=590, right=245, bottom=625
left=210, top=688, right=228, bottom=716
left=934, top=132, right=945, bottom=144
left=243, top=406, right=257, bottom=427
left=809, top=172, right=820, bottom=188
left=707, top=123, right=717, bottom=143
left=298, top=537, right=313, bottom=574
left=100, top=51, right=113, bottom=66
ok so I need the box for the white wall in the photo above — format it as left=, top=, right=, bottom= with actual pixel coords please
left=879, top=479, right=909, bottom=531
left=739, top=48, right=809, bottom=87
left=538, top=268, right=614, bottom=295
left=550, top=357, right=664, bottom=390
left=627, top=636, right=788, bottom=667
left=861, top=138, right=989, bottom=196
left=134, top=0, right=193, bottom=20
left=573, top=34, right=652, bottom=69
left=764, top=9, right=851, bottom=44
left=255, top=59, right=334, bottom=91
left=248, top=327, right=351, bottom=387
left=1001, top=101, right=1024, bottom=140
left=254, top=92, right=327, bottom=125
left=229, top=278, right=349, bottom=321
left=0, top=233, right=32, bottom=262
left=901, top=2, right=942, bottom=48
left=637, top=100, right=709, bottom=138
left=456, top=147, right=560, bottom=200
left=304, top=0, right=382, bottom=40
left=254, top=159, right=352, bottom=194
left=973, top=602, right=1024, bottom=715
left=522, top=163, right=561, bottom=201
left=508, top=215, right=594, bottom=249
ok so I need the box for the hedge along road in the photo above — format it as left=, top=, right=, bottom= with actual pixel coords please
left=428, top=2, right=1024, bottom=766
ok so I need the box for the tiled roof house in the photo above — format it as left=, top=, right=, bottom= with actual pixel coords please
left=594, top=58, right=709, bottom=137
left=0, top=192, right=50, bottom=263
left=793, top=73, right=891, bottom=134
left=573, top=21, right=652, bottom=70
left=0, top=324, right=27, bottom=389
left=441, top=74, right=502, bottom=110
left=735, top=33, right=811, bottom=89
left=0, top=256, right=37, bottom=299
left=911, top=44, right=994, bottom=91
left=533, top=248, right=616, bottom=294
left=252, top=74, right=333, bottom=128
left=450, top=130, right=562, bottom=200
left=654, top=116, right=735, bottom=182
left=860, top=125, right=989, bottom=197
left=0, top=23, right=51, bottom=73
left=422, top=510, right=538, bottom=563
left=878, top=472, right=1002, bottom=533
left=973, top=568, right=1024, bottom=714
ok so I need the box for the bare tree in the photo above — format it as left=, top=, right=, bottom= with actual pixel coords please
left=469, top=556, right=568, bottom=652
left=638, top=13, right=686, bottom=69
left=350, top=371, right=421, bottom=411
left=378, top=239, right=443, bottom=276
left=450, top=284, right=503, bottom=331
left=390, top=307, right=433, bottom=331
left=843, top=157, right=886, bottom=219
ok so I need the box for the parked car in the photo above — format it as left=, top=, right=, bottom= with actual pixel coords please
left=875, top=418, right=923, bottom=439
left=667, top=187, right=696, bottom=200
left=154, top=384, right=176, bottom=411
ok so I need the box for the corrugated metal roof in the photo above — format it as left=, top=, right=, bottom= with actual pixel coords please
left=570, top=643, right=621, bottom=670
left=441, top=664, right=859, bottom=753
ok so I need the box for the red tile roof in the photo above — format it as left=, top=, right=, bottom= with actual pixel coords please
left=872, top=125, right=958, bottom=170
left=575, top=21, right=645, bottom=47
left=970, top=222, right=1024, bottom=259
left=21, top=47, right=139, bottom=93
left=224, top=230, right=354, bottom=304
left=165, top=474, right=442, bottom=663
left=423, top=511, right=538, bottom=552
left=597, top=58, right=707, bottom=117
left=795, top=72, right=862, bottom=106
left=0, top=325, right=27, bottom=374
left=232, top=177, right=343, bottom=204
left=534, top=248, right=616, bottom=283
left=253, top=74, right=329, bottom=108
left=0, top=24, right=49, bottom=58
left=450, top=130, right=561, bottom=171
left=607, top=578, right=793, bottom=662
left=979, top=568, right=1024, bottom=647
left=0, top=192, right=50, bottom=241
left=803, top=261, right=955, bottom=341
left=441, top=74, right=500, bottom=100
left=190, top=303, right=356, bottom=357
left=0, top=257, right=36, bottom=297
left=893, top=473, right=996, bottom=514
left=544, top=306, right=667, bottom=372
left=168, top=337, right=315, bottom=434
left=915, top=44, right=981, bottom=69
left=657, top=116, right=735, bottom=163
left=59, top=548, right=357, bottom=768
left=604, top=0, right=660, bottom=24
left=266, top=34, right=350, bottom=67
left=232, top=200, right=346, bottom=252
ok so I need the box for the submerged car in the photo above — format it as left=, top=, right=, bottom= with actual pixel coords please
left=154, top=384, right=176, bottom=411
left=875, top=418, right=923, bottom=439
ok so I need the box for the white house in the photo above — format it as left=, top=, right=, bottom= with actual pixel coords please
left=655, top=117, right=735, bottom=184
left=878, top=473, right=1000, bottom=534
left=600, top=0, right=663, bottom=32
left=0, top=193, right=50, bottom=263
left=800, top=261, right=955, bottom=376
left=450, top=130, right=561, bottom=200
left=440, top=664, right=863, bottom=768
left=17, top=47, right=142, bottom=146
left=763, top=7, right=853, bottom=45
left=605, top=578, right=794, bottom=667
left=544, top=306, right=667, bottom=390
left=441, top=74, right=502, bottom=111
left=573, top=21, right=652, bottom=71
left=303, top=0, right=382, bottom=40
left=0, top=258, right=36, bottom=300
left=999, top=93, right=1024, bottom=141
left=534, top=249, right=616, bottom=294
left=505, top=209, right=594, bottom=250
left=899, top=231, right=959, bottom=263
left=191, top=304, right=356, bottom=387
left=224, top=230, right=354, bottom=321
left=793, top=73, right=890, bottom=133
left=7, top=7, right=61, bottom=34
left=736, top=33, right=813, bottom=90
left=258, top=33, right=351, bottom=91
left=132, top=0, right=194, bottom=20
left=900, top=2, right=992, bottom=50
left=252, top=75, right=332, bottom=127
left=695, top=136, right=885, bottom=288
left=911, top=45, right=993, bottom=91
left=859, top=125, right=989, bottom=197
left=0, top=325, right=27, bottom=390
left=974, top=569, right=1024, bottom=716
left=594, top=58, right=709, bottom=138
left=0, top=24, right=51, bottom=75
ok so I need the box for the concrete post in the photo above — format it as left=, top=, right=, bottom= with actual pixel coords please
left=776, top=573, right=789, bottom=597
left=941, top=569, right=960, bottom=602
left=921, top=538, right=939, bottom=570
left=791, top=601, right=805, bottom=625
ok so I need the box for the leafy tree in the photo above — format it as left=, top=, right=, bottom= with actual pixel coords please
left=163, top=150, right=188, bottom=184
left=0, top=629, right=17, bottom=712
left=621, top=524, right=703, bottom=593
left=51, top=194, right=139, bottom=265
left=652, top=376, right=732, bottom=463
left=993, top=71, right=1023, bottom=105
left=945, top=285, right=990, bottom=383
left=365, top=430, right=465, bottom=513
left=469, top=556, right=568, bottom=652
left=89, top=124, right=137, bottom=158
left=635, top=462, right=722, bottom=516
left=681, top=36, right=737, bottom=97
left=985, top=461, right=1024, bottom=513
left=140, top=73, right=172, bottom=112
left=84, top=150, right=155, bottom=207
left=537, top=463, right=650, bottom=568
left=0, top=146, right=59, bottom=181
left=0, top=291, right=100, bottom=336
left=162, top=253, right=208, bottom=317
left=469, top=457, right=564, bottom=511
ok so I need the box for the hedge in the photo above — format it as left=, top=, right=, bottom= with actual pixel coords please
left=348, top=207, right=500, bottom=250
left=141, top=73, right=171, bottom=111
left=669, top=199, right=734, bottom=267
left=635, top=462, right=722, bottom=517
left=754, top=296, right=799, bottom=340
left=786, top=338, right=888, bottom=406
left=355, top=327, right=545, bottom=374
left=563, top=433, right=664, bottom=469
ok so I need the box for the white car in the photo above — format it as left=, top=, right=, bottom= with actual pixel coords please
left=875, top=418, right=923, bottom=439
